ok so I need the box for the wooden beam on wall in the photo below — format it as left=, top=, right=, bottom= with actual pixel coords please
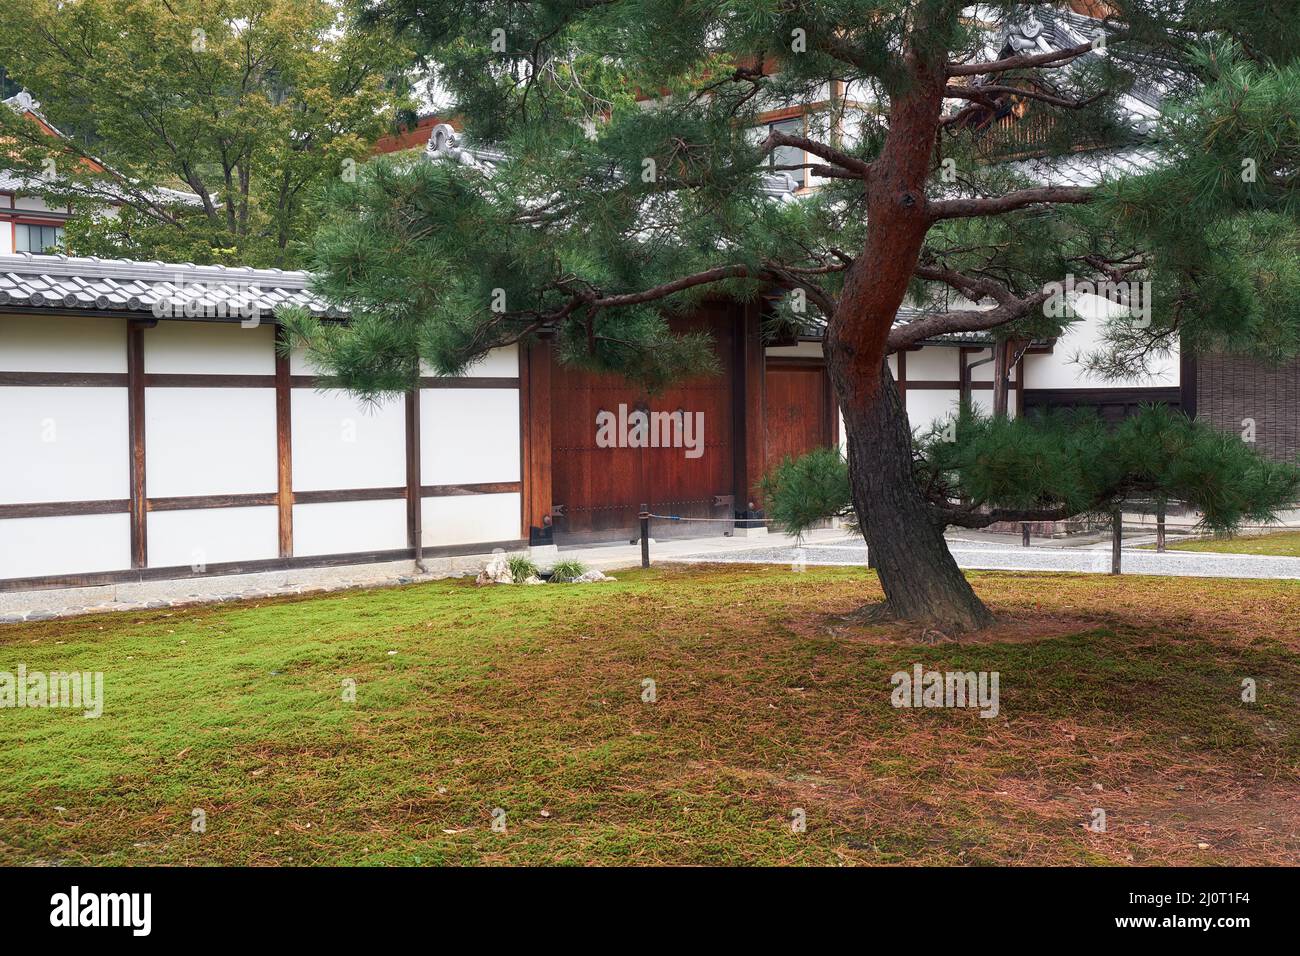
left=733, top=300, right=766, bottom=511
left=126, top=321, right=147, bottom=569
left=274, top=335, right=293, bottom=558
left=992, top=340, right=1011, bottom=418
left=405, top=387, right=422, bottom=551
left=520, top=338, right=553, bottom=542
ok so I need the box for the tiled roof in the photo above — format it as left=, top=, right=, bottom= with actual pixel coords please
left=2, top=94, right=205, bottom=208
left=0, top=253, right=345, bottom=319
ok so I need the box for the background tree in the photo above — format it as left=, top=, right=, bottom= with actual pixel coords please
left=283, top=1, right=1300, bottom=630
left=0, top=0, right=416, bottom=267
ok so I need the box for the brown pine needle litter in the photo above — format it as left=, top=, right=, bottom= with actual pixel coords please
left=2, top=565, right=1297, bottom=865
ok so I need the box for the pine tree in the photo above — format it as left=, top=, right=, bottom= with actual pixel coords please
left=282, top=1, right=1300, bottom=631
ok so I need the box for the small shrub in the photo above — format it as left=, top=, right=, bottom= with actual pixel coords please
left=507, top=555, right=539, bottom=583
left=548, top=559, right=587, bottom=583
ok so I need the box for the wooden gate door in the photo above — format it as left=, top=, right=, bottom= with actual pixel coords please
left=764, top=360, right=836, bottom=475
left=550, top=305, right=737, bottom=542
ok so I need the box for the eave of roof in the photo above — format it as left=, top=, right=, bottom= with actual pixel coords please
left=0, top=253, right=344, bottom=319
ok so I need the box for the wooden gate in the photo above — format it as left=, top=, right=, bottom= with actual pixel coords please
left=764, top=359, right=836, bottom=474
left=549, top=306, right=737, bottom=542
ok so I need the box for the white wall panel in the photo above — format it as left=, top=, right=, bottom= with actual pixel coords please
left=967, top=348, right=995, bottom=382
left=144, top=320, right=275, bottom=375
left=292, top=499, right=406, bottom=557
left=422, top=492, right=520, bottom=547
left=905, top=347, right=959, bottom=380
left=291, top=391, right=405, bottom=491
left=0, top=387, right=129, bottom=502
left=765, top=342, right=823, bottom=360
left=0, top=513, right=129, bottom=578
left=147, top=506, right=278, bottom=568
left=420, top=388, right=520, bottom=484
left=145, top=388, right=276, bottom=496
left=15, top=196, right=60, bottom=212
left=288, top=345, right=324, bottom=377
left=0, top=314, right=126, bottom=372
left=906, top=389, right=961, bottom=433
left=970, top=391, right=994, bottom=416
left=420, top=344, right=518, bottom=378
left=1023, top=301, right=1178, bottom=390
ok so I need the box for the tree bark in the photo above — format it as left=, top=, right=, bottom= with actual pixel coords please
left=836, top=359, right=995, bottom=632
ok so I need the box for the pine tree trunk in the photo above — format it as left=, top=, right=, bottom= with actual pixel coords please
left=838, top=360, right=995, bottom=632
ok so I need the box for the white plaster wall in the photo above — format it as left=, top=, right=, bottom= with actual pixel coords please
left=0, top=195, right=10, bottom=256
left=1024, top=299, right=1179, bottom=390
left=419, top=344, right=519, bottom=378
left=420, top=388, right=520, bottom=484
left=0, top=386, right=128, bottom=502
left=0, top=314, right=126, bottom=372
left=966, top=347, right=996, bottom=382
left=291, top=391, right=405, bottom=491
left=147, top=506, right=278, bottom=568
left=765, top=341, right=823, bottom=360
left=288, top=345, right=325, bottom=377
left=295, top=344, right=517, bottom=378
left=293, top=499, right=407, bottom=557
left=422, top=492, right=520, bottom=547
left=905, top=347, right=960, bottom=380
left=0, top=513, right=130, bottom=578
left=14, top=196, right=60, bottom=213
left=144, top=320, right=275, bottom=375
left=145, top=388, right=276, bottom=496
left=906, top=389, right=962, bottom=433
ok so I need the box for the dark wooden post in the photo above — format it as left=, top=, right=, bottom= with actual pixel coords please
left=126, top=320, right=147, bottom=569
left=732, top=300, right=766, bottom=514
left=1110, top=503, right=1123, bottom=575
left=1021, top=522, right=1030, bottom=547
left=639, top=503, right=650, bottom=568
left=992, top=340, right=1011, bottom=418
left=406, top=385, right=423, bottom=567
left=1155, top=497, right=1167, bottom=553
left=520, top=338, right=553, bottom=543
left=274, top=333, right=293, bottom=559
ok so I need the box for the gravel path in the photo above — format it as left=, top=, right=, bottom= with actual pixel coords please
left=665, top=536, right=1300, bottom=581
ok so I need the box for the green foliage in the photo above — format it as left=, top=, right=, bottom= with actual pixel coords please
left=547, top=560, right=587, bottom=583
left=918, top=404, right=1300, bottom=532
left=764, top=406, right=1300, bottom=536
left=760, top=447, right=854, bottom=539
left=507, top=555, right=539, bottom=583
left=0, top=0, right=415, bottom=267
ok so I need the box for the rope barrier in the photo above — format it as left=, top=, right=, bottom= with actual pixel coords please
left=643, top=512, right=773, bottom=523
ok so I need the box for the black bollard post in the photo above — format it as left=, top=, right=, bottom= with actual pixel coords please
left=1111, top=503, right=1122, bottom=575
left=639, top=503, right=650, bottom=569
left=1021, top=522, right=1030, bottom=547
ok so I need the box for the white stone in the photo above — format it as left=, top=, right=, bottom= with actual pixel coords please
left=475, top=553, right=514, bottom=586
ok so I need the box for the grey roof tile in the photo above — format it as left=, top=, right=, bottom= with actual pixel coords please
left=0, top=253, right=345, bottom=319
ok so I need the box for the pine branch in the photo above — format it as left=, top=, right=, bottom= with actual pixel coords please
left=944, top=83, right=1108, bottom=111
left=928, top=186, right=1093, bottom=221
left=760, top=130, right=873, bottom=179
left=947, top=38, right=1114, bottom=78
